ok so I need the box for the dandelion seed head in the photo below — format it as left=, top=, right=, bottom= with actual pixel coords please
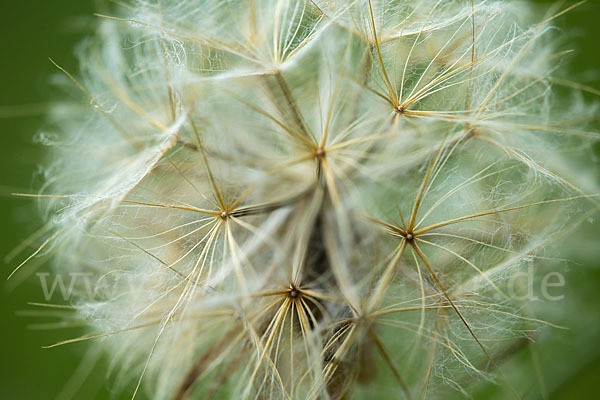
left=21, top=0, right=600, bottom=399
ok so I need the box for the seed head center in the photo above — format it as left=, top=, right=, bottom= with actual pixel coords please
left=288, top=284, right=300, bottom=298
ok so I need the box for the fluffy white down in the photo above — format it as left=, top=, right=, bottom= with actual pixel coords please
left=33, top=1, right=599, bottom=399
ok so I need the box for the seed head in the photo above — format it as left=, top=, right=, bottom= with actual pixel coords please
left=19, top=1, right=599, bottom=399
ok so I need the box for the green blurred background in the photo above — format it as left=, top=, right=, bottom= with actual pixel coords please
left=0, top=1, right=598, bottom=399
